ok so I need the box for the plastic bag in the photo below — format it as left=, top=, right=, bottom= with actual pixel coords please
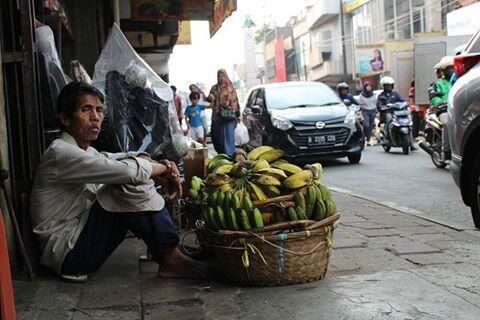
left=235, top=122, right=249, bottom=146
left=91, top=24, right=187, bottom=160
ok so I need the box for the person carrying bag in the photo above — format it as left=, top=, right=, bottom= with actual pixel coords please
left=208, top=69, right=240, bottom=156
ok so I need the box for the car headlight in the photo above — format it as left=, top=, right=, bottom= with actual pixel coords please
left=271, top=116, right=293, bottom=131
left=344, top=110, right=356, bottom=125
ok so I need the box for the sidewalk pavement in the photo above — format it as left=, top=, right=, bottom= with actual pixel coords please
left=14, top=191, right=480, bottom=320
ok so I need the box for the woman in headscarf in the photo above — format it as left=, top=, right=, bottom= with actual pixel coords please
left=358, top=81, right=377, bottom=146
left=207, top=69, right=239, bottom=156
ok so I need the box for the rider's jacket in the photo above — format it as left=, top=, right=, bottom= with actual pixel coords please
left=430, top=78, right=451, bottom=107
left=376, top=90, right=404, bottom=112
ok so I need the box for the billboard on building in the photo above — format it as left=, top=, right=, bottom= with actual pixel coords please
left=177, top=21, right=192, bottom=45
left=355, top=45, right=385, bottom=74
left=209, top=0, right=238, bottom=37
left=342, top=0, right=372, bottom=13
left=447, top=1, right=480, bottom=36
left=275, top=35, right=287, bottom=82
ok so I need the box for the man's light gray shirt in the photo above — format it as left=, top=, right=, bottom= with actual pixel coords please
left=30, top=132, right=155, bottom=274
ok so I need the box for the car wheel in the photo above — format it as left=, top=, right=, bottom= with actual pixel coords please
left=347, top=152, right=361, bottom=164
left=469, top=152, right=480, bottom=228
left=383, top=145, right=391, bottom=152
left=402, top=145, right=410, bottom=155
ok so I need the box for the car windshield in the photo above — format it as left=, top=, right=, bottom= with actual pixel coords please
left=265, top=85, right=342, bottom=110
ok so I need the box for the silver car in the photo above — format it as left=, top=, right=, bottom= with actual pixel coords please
left=449, top=29, right=480, bottom=227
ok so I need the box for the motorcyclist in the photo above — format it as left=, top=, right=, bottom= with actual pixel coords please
left=428, top=63, right=444, bottom=101
left=337, top=82, right=359, bottom=106
left=376, top=76, right=416, bottom=149
left=430, top=56, right=454, bottom=161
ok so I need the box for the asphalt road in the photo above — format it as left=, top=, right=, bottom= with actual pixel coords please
left=321, top=144, right=475, bottom=230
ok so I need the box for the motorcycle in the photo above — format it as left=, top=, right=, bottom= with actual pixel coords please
left=377, top=102, right=414, bottom=155
left=418, top=104, right=448, bottom=168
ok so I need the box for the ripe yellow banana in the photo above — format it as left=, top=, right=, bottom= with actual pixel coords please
left=253, top=174, right=282, bottom=186
left=252, top=159, right=270, bottom=172
left=305, top=163, right=323, bottom=179
left=255, top=168, right=288, bottom=179
left=205, top=173, right=231, bottom=186
left=248, top=182, right=268, bottom=201
left=247, top=146, right=274, bottom=160
left=214, top=164, right=234, bottom=174
left=283, top=170, right=313, bottom=189
left=216, top=183, right=233, bottom=192
left=271, top=162, right=302, bottom=175
left=257, top=149, right=285, bottom=163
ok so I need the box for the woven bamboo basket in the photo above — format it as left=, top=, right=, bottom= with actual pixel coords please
left=199, top=213, right=340, bottom=286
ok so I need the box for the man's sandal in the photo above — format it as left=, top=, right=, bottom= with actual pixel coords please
left=60, top=274, right=89, bottom=283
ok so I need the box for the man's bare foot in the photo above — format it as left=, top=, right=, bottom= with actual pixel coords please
left=157, top=247, right=208, bottom=279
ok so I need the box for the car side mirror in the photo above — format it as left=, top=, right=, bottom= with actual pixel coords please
left=251, top=105, right=262, bottom=115
left=343, top=99, right=352, bottom=107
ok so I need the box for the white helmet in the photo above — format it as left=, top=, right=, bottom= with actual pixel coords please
left=336, top=82, right=349, bottom=90
left=380, top=76, right=395, bottom=86
left=438, top=56, right=454, bottom=69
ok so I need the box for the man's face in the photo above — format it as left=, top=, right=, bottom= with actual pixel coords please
left=384, top=84, right=393, bottom=92
left=61, top=94, right=104, bottom=149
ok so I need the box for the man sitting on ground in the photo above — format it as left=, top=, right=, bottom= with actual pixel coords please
left=30, top=82, right=206, bottom=282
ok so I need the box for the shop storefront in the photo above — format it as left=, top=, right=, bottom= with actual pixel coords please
left=0, top=0, right=235, bottom=274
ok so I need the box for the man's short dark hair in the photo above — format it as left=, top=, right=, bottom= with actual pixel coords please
left=189, top=92, right=200, bottom=100
left=170, top=85, right=177, bottom=92
left=57, top=82, right=104, bottom=119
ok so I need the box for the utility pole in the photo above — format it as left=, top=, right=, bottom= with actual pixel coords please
left=340, top=0, right=348, bottom=81
left=302, top=40, right=308, bottom=81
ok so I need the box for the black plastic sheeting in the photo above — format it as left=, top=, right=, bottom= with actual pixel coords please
left=92, top=71, right=178, bottom=160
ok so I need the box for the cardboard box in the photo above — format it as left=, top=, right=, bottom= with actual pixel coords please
left=183, top=147, right=208, bottom=192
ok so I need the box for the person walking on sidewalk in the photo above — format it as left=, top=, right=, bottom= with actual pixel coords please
left=30, top=82, right=207, bottom=282
left=184, top=92, right=206, bottom=146
left=358, top=81, right=377, bottom=146
left=189, top=84, right=209, bottom=136
left=208, top=69, right=240, bottom=157
left=171, top=85, right=183, bottom=126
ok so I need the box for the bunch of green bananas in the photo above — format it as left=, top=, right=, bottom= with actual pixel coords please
left=188, top=176, right=204, bottom=200
left=201, top=191, right=264, bottom=231
left=287, top=186, right=337, bottom=222
left=188, top=146, right=337, bottom=230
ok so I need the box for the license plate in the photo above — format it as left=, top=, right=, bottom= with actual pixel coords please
left=307, top=135, right=336, bottom=146
left=394, top=110, right=409, bottom=116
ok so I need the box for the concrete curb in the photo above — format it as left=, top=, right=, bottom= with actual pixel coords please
left=330, top=185, right=477, bottom=232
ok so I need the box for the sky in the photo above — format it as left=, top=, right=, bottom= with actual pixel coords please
left=168, top=0, right=312, bottom=92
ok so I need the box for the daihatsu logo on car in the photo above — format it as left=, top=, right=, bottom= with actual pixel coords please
left=316, top=122, right=326, bottom=129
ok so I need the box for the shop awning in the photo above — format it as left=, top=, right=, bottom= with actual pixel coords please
left=130, top=0, right=215, bottom=21
left=209, top=0, right=237, bottom=37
